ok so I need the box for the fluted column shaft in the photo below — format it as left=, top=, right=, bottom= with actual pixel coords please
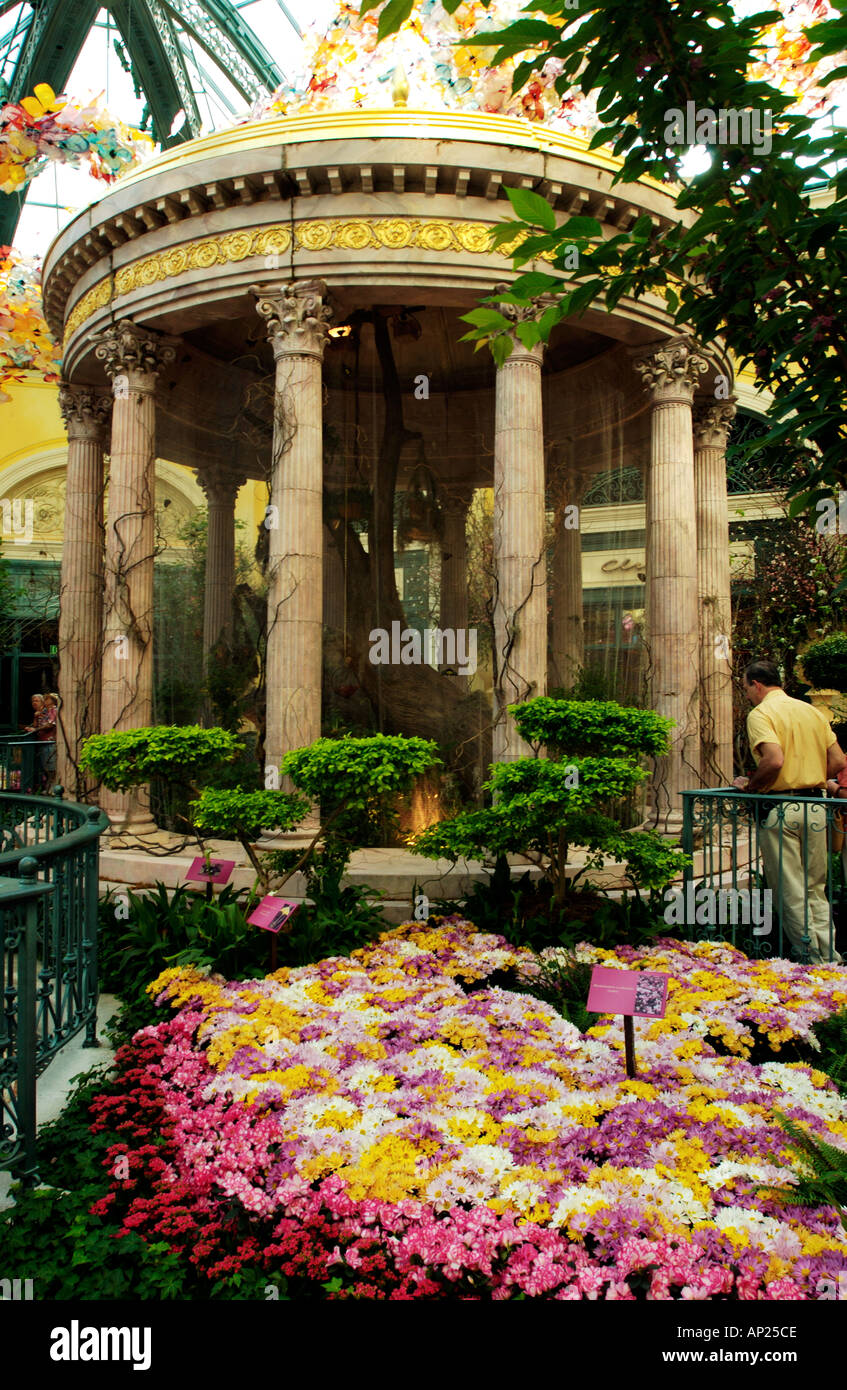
left=493, top=319, right=546, bottom=761
left=253, top=281, right=331, bottom=774
left=633, top=337, right=709, bottom=826
left=695, top=399, right=736, bottom=784
left=57, top=385, right=111, bottom=799
left=94, top=321, right=176, bottom=833
left=550, top=476, right=585, bottom=690
left=197, top=465, right=245, bottom=657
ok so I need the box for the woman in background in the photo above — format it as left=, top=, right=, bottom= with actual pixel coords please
left=34, top=692, right=58, bottom=790
left=23, top=692, right=43, bottom=732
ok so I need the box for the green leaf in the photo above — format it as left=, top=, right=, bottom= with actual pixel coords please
left=629, top=214, right=653, bottom=243
left=563, top=215, right=603, bottom=240
left=461, top=306, right=511, bottom=330
left=461, top=19, right=563, bottom=45
left=489, top=333, right=514, bottom=367
left=376, top=0, right=414, bottom=43
left=488, top=219, right=525, bottom=248
left=515, top=320, right=542, bottom=349
left=568, top=280, right=600, bottom=316
left=505, top=185, right=557, bottom=229
left=539, top=301, right=564, bottom=338
left=509, top=270, right=564, bottom=297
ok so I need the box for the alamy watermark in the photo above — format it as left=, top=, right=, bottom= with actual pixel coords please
left=369, top=622, right=478, bottom=677
left=817, top=1273, right=847, bottom=1299
left=663, top=884, right=772, bottom=935
left=50, top=1321, right=151, bottom=1370
left=0, top=1277, right=33, bottom=1300
left=1, top=497, right=33, bottom=544
left=664, top=102, right=773, bottom=156
left=815, top=490, right=847, bottom=535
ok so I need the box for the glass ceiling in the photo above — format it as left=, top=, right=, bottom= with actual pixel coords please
left=0, top=0, right=337, bottom=255
left=1, top=1, right=843, bottom=257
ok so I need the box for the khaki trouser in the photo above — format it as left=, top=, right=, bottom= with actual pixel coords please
left=759, top=800, right=840, bottom=965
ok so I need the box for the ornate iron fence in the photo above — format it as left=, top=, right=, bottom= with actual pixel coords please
left=680, top=788, right=845, bottom=963
left=0, top=788, right=108, bottom=1183
left=0, top=735, right=39, bottom=794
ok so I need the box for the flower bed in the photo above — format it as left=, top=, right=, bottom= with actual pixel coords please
left=91, top=920, right=847, bottom=1299
left=548, top=936, right=847, bottom=1061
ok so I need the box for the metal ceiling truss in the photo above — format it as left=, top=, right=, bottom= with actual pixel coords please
left=146, top=0, right=203, bottom=135
left=160, top=0, right=283, bottom=102
left=0, top=0, right=285, bottom=244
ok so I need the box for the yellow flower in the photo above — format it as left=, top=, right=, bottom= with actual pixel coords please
left=619, top=1080, right=658, bottom=1100
left=316, top=1106, right=359, bottom=1131
left=339, top=1136, right=423, bottom=1202
left=720, top=1226, right=750, bottom=1249
left=447, top=1112, right=501, bottom=1144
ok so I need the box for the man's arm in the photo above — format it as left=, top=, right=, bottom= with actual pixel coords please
left=826, top=741, right=846, bottom=779
left=734, top=742, right=784, bottom=793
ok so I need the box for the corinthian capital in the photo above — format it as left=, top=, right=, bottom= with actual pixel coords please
left=693, top=398, right=737, bottom=449
left=630, top=336, right=710, bottom=404
left=251, top=280, right=332, bottom=360
left=58, top=383, right=112, bottom=442
left=196, top=461, right=247, bottom=507
left=491, top=281, right=546, bottom=365
left=93, top=319, right=178, bottom=393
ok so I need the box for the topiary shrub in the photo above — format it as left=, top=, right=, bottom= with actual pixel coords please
left=79, top=726, right=243, bottom=792
left=414, top=697, right=688, bottom=934
left=79, top=725, right=247, bottom=838
left=191, top=733, right=442, bottom=898
left=190, top=787, right=310, bottom=891
left=800, top=634, right=847, bottom=693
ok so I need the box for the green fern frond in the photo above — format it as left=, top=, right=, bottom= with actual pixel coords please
left=764, top=1113, right=847, bottom=1231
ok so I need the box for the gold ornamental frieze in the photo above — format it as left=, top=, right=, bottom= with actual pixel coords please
left=62, top=217, right=555, bottom=346
left=64, top=275, right=115, bottom=340
left=62, top=214, right=670, bottom=348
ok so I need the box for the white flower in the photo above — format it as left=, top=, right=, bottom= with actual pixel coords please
left=714, top=1206, right=788, bottom=1247
left=702, top=1159, right=788, bottom=1189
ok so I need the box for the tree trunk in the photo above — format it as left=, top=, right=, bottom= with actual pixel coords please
left=330, top=311, right=491, bottom=795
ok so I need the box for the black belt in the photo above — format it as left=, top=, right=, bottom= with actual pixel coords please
left=777, top=787, right=823, bottom=796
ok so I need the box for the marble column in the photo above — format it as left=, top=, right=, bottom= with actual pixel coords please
left=492, top=292, right=547, bottom=761
left=56, top=384, right=111, bottom=799
left=197, top=463, right=246, bottom=659
left=94, top=320, right=176, bottom=834
left=632, top=337, right=709, bottom=829
left=550, top=471, right=586, bottom=691
left=440, top=491, right=472, bottom=682
left=253, top=281, right=331, bottom=778
left=694, top=398, right=737, bottom=785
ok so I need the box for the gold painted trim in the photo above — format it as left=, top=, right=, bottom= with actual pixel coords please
left=114, top=110, right=673, bottom=197
left=64, top=274, right=114, bottom=340
left=63, top=217, right=551, bottom=345
left=63, top=214, right=673, bottom=348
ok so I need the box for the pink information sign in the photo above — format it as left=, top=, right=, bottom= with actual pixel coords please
left=185, top=857, right=235, bottom=885
left=587, top=965, right=669, bottom=1019
left=247, top=895, right=300, bottom=934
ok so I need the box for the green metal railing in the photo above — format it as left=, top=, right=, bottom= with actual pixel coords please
left=0, top=735, right=39, bottom=794
left=0, top=788, right=109, bottom=1183
left=680, top=788, right=845, bottom=964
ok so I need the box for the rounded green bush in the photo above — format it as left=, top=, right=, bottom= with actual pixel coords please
left=800, top=634, right=847, bottom=693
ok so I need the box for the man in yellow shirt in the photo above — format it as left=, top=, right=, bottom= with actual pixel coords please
left=733, top=659, right=846, bottom=964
